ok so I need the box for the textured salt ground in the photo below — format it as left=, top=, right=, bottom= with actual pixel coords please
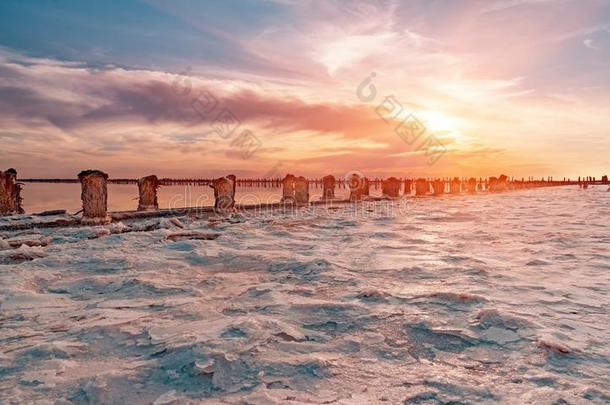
left=0, top=187, right=609, bottom=404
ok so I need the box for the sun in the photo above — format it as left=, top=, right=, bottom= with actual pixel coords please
left=418, top=110, right=461, bottom=133
left=415, top=110, right=471, bottom=146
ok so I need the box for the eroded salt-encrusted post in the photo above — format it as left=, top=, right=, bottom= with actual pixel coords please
left=467, top=177, right=477, bottom=193
left=404, top=179, right=412, bottom=195
left=0, top=168, right=24, bottom=216
left=489, top=174, right=509, bottom=192
left=281, top=174, right=296, bottom=204
left=78, top=170, right=110, bottom=224
left=294, top=176, right=309, bottom=205
left=138, top=175, right=159, bottom=211
left=450, top=177, right=461, bottom=194
left=488, top=177, right=497, bottom=192
left=415, top=178, right=429, bottom=196
left=432, top=179, right=444, bottom=195
left=499, top=174, right=509, bottom=191
left=363, top=178, right=370, bottom=197
left=321, top=175, right=336, bottom=200
left=382, top=177, right=401, bottom=198
left=348, top=173, right=369, bottom=201
left=210, top=174, right=236, bottom=211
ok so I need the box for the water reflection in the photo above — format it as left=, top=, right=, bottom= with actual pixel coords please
left=19, top=183, right=356, bottom=213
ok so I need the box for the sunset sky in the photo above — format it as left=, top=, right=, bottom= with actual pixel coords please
left=1, top=0, right=609, bottom=179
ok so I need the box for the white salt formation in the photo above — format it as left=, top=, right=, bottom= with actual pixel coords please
left=0, top=187, right=608, bottom=403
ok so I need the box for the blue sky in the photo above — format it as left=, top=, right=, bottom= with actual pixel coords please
left=0, top=0, right=292, bottom=74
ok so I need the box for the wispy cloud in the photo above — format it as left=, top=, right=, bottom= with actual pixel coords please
left=584, top=38, right=600, bottom=50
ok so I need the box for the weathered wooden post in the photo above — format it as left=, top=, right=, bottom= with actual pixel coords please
left=404, top=179, right=412, bottom=195
left=294, top=176, right=309, bottom=205
left=488, top=177, right=498, bottom=192
left=210, top=174, right=236, bottom=211
left=363, top=177, right=370, bottom=197
left=348, top=173, right=368, bottom=201
left=348, top=173, right=361, bottom=201
left=508, top=176, right=516, bottom=190
left=415, top=178, right=429, bottom=196
left=281, top=174, right=296, bottom=204
left=498, top=174, right=509, bottom=191
left=432, top=179, right=444, bottom=195
left=78, top=170, right=110, bottom=224
left=466, top=177, right=477, bottom=193
left=382, top=177, right=401, bottom=198
left=138, top=175, right=159, bottom=211
left=450, top=177, right=461, bottom=194
left=0, top=168, right=24, bottom=216
left=321, top=175, right=336, bottom=200
left=489, top=174, right=509, bottom=192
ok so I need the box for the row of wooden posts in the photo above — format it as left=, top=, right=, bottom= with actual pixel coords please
left=20, top=175, right=606, bottom=188
left=0, top=169, right=603, bottom=223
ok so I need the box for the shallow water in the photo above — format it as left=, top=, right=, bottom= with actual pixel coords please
left=18, top=183, right=359, bottom=213
left=0, top=186, right=609, bottom=403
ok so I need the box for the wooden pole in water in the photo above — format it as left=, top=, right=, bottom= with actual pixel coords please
left=488, top=177, right=497, bottom=192
left=281, top=174, right=296, bottom=204
left=137, top=175, right=159, bottom=211
left=294, top=176, right=309, bottom=205
left=78, top=170, right=110, bottom=224
left=321, top=175, right=336, bottom=200
left=382, top=177, right=401, bottom=199
left=432, top=179, right=444, bottom=195
left=488, top=174, right=509, bottom=192
left=415, top=178, right=429, bottom=196
left=450, top=177, right=461, bottom=194
left=404, top=179, right=412, bottom=195
left=363, top=177, right=370, bottom=197
left=210, top=174, right=236, bottom=212
left=467, top=177, right=477, bottom=193
left=0, top=168, right=24, bottom=216
left=348, top=173, right=368, bottom=201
